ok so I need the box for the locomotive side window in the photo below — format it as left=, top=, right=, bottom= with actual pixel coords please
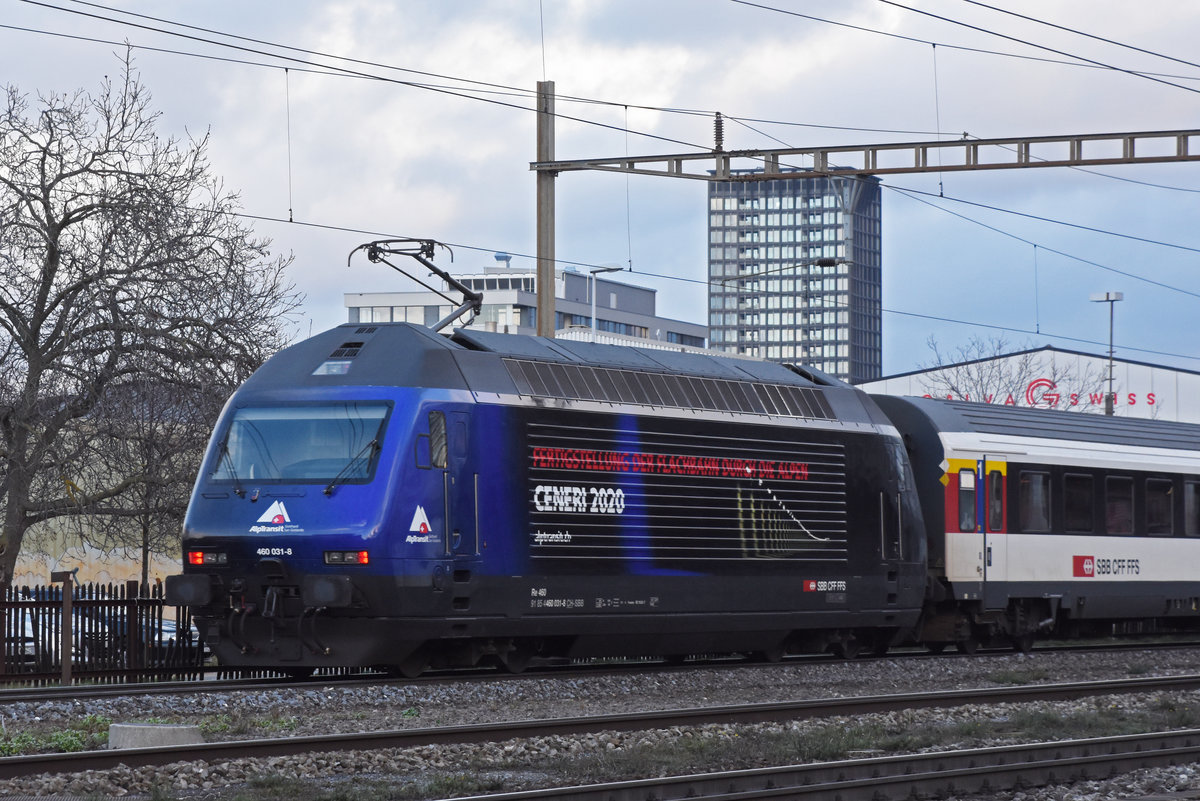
left=1018, top=471, right=1051, bottom=532
left=987, top=470, right=1004, bottom=532
left=1105, top=477, right=1134, bottom=535
left=429, top=411, right=447, bottom=469
left=1185, top=481, right=1200, bottom=537
left=957, top=469, right=976, bottom=532
left=1063, top=474, right=1094, bottom=533
left=1145, top=479, right=1174, bottom=536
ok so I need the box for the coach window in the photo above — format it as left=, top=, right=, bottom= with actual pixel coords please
left=1105, top=476, right=1134, bottom=535
left=987, top=470, right=1004, bottom=531
left=1146, top=479, right=1173, bottom=536
left=1185, top=482, right=1200, bottom=537
left=1063, top=474, right=1094, bottom=533
left=958, top=469, right=976, bottom=532
left=1018, top=471, right=1051, bottom=533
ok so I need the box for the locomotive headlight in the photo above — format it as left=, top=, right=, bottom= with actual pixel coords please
left=324, top=550, right=369, bottom=565
left=187, top=551, right=228, bottom=566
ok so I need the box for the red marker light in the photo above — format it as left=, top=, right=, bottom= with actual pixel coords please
left=188, top=551, right=205, bottom=566
left=324, top=550, right=370, bottom=565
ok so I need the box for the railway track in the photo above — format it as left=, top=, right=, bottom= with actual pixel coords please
left=3, top=637, right=1198, bottom=704
left=5, top=673, right=1200, bottom=781
left=448, top=729, right=1200, bottom=801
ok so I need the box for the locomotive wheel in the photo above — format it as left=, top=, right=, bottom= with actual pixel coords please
left=829, top=636, right=860, bottom=660
left=925, top=642, right=947, bottom=654
left=502, top=646, right=533, bottom=674
left=954, top=637, right=979, bottom=655
left=391, top=649, right=430, bottom=679
left=1011, top=633, right=1035, bottom=654
left=752, top=644, right=786, bottom=663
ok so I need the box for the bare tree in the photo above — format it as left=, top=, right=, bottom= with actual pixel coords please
left=920, top=336, right=1104, bottom=411
left=74, top=371, right=221, bottom=585
left=0, top=57, right=301, bottom=589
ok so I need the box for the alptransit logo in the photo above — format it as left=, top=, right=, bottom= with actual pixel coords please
left=406, top=506, right=437, bottom=544
left=249, top=501, right=301, bottom=533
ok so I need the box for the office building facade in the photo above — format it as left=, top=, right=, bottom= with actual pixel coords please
left=346, top=266, right=706, bottom=349
left=707, top=171, right=882, bottom=383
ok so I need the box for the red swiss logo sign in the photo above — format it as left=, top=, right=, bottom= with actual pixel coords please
left=803, top=580, right=818, bottom=592
left=1073, top=555, right=1095, bottom=578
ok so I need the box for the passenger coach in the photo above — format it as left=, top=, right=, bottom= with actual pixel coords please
left=876, top=396, right=1200, bottom=653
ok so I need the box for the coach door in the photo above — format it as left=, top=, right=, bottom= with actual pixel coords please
left=980, top=458, right=1009, bottom=609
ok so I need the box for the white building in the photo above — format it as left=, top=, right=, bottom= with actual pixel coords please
left=858, top=345, right=1200, bottom=424
left=346, top=264, right=706, bottom=349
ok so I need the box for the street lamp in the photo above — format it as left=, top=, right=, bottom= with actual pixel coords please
left=589, top=265, right=622, bottom=343
left=1089, top=291, right=1123, bottom=416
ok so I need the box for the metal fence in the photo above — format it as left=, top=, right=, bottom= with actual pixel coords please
left=1, top=580, right=205, bottom=683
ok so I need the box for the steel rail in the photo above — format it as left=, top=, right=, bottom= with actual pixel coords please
left=4, top=638, right=1199, bottom=704
left=449, top=729, right=1200, bottom=801
left=5, top=673, right=1200, bottom=780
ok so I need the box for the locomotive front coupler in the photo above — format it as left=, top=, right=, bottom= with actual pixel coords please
left=299, top=606, right=333, bottom=656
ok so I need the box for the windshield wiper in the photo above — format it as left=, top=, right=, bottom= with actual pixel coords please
left=217, top=441, right=246, bottom=498
left=324, top=439, right=380, bottom=496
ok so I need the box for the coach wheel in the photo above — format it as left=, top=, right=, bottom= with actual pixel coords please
left=1012, top=633, right=1035, bottom=654
left=955, top=637, right=979, bottom=655
left=925, top=642, right=947, bottom=655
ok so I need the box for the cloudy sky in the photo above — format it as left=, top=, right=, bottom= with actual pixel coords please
left=4, top=0, right=1199, bottom=375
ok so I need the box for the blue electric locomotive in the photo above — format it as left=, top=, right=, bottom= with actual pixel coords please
left=167, top=320, right=928, bottom=675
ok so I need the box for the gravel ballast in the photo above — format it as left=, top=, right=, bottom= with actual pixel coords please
left=4, top=647, right=1200, bottom=799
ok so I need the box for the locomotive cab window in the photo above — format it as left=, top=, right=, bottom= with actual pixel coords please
left=212, top=403, right=390, bottom=485
left=1146, top=479, right=1174, bottom=536
left=1019, top=471, right=1051, bottom=533
left=1105, top=476, right=1134, bottom=535
left=957, top=469, right=976, bottom=532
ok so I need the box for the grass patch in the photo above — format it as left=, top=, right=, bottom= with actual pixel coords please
left=198, top=710, right=299, bottom=737
left=0, top=713, right=111, bottom=755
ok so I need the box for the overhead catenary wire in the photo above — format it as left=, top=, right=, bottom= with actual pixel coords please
left=959, top=0, right=1200, bottom=74
left=224, top=205, right=1200, bottom=368
left=875, top=0, right=1200, bottom=97
left=12, top=0, right=1200, bottom=365
left=728, top=0, right=1200, bottom=83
